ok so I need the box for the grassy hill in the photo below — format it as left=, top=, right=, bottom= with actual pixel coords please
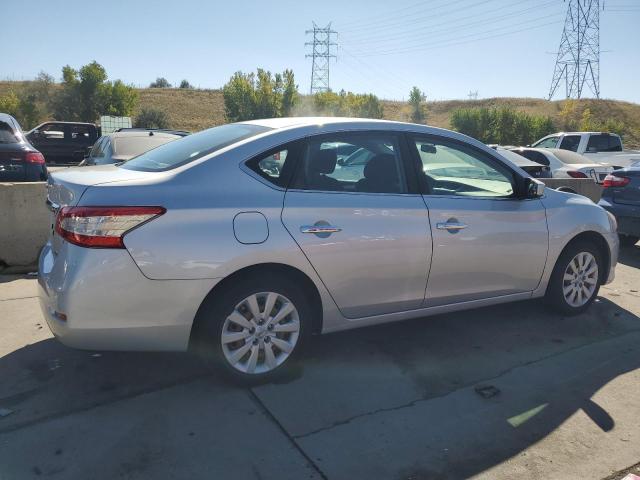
left=2, top=81, right=639, bottom=147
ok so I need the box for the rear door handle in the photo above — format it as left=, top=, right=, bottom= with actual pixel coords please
left=300, top=225, right=342, bottom=234
left=436, top=222, right=468, bottom=231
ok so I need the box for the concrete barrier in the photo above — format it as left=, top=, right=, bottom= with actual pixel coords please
left=0, top=182, right=49, bottom=268
left=542, top=178, right=603, bottom=203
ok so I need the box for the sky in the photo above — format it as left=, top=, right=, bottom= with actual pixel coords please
left=2, top=0, right=639, bottom=102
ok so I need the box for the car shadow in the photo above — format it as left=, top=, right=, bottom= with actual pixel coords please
left=619, top=243, right=640, bottom=268
left=1, top=296, right=639, bottom=479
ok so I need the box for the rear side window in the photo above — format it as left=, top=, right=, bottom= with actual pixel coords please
left=0, top=121, right=20, bottom=143
left=559, top=135, right=581, bottom=152
left=70, top=125, right=91, bottom=142
left=246, top=141, right=304, bottom=188
left=514, top=149, right=550, bottom=166
left=586, top=134, right=622, bottom=152
left=121, top=124, right=271, bottom=171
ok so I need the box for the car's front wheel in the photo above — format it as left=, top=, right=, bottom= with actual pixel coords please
left=546, top=241, right=602, bottom=315
left=195, top=275, right=310, bottom=383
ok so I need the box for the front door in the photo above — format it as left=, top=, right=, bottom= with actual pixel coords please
left=408, top=135, right=549, bottom=306
left=282, top=131, right=432, bottom=318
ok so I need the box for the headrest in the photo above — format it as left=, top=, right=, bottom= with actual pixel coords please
left=364, top=154, right=397, bottom=179
left=310, top=149, right=337, bottom=174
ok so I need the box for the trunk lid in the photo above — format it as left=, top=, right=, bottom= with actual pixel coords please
left=47, top=165, right=160, bottom=253
left=613, top=170, right=640, bottom=206
left=0, top=145, right=28, bottom=182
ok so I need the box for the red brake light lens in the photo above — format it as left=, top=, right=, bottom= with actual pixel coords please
left=567, top=171, right=588, bottom=178
left=55, top=206, right=166, bottom=248
left=602, top=174, right=630, bottom=188
left=25, top=152, right=46, bottom=164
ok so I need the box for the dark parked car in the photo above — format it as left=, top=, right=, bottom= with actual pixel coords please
left=26, top=121, right=99, bottom=164
left=598, top=166, right=640, bottom=247
left=491, top=147, right=552, bottom=178
left=0, top=113, right=47, bottom=182
left=81, top=130, right=182, bottom=166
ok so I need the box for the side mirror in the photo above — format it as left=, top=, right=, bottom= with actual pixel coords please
left=337, top=158, right=345, bottom=166
left=421, top=143, right=437, bottom=154
left=525, top=177, right=545, bottom=198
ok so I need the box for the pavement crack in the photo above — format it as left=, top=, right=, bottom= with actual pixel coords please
left=0, top=295, right=39, bottom=302
left=293, top=328, right=640, bottom=440
left=248, top=389, right=328, bottom=480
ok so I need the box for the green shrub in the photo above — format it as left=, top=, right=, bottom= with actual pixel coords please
left=450, top=107, right=555, bottom=145
left=135, top=108, right=169, bottom=129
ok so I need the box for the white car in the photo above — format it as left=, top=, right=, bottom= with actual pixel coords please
left=532, top=132, right=640, bottom=168
left=510, top=147, right=614, bottom=183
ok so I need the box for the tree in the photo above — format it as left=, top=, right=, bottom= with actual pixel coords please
left=50, top=61, right=138, bottom=122
left=179, top=79, right=193, bottom=89
left=135, top=108, right=169, bottom=129
left=222, top=68, right=299, bottom=122
left=450, top=106, right=555, bottom=145
left=408, top=86, right=426, bottom=123
left=149, top=77, right=172, bottom=88
left=0, top=92, right=20, bottom=117
left=311, top=90, right=384, bottom=118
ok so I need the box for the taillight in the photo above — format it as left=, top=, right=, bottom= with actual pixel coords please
left=567, top=171, right=588, bottom=178
left=25, top=152, right=45, bottom=164
left=602, top=174, right=630, bottom=188
left=55, top=206, right=165, bottom=248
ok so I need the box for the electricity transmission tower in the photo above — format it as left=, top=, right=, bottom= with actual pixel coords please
left=305, top=22, right=337, bottom=94
left=467, top=90, right=478, bottom=100
left=548, top=0, right=601, bottom=100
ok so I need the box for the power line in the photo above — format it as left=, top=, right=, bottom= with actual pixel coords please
left=305, top=22, right=337, bottom=94
left=548, top=0, right=601, bottom=99
left=347, top=14, right=563, bottom=57
left=341, top=0, right=557, bottom=49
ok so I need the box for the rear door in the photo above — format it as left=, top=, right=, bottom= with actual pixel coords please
left=409, top=134, right=548, bottom=306
left=282, top=131, right=432, bottom=318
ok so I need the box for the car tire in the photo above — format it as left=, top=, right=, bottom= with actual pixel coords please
left=545, top=241, right=602, bottom=316
left=619, top=235, right=639, bottom=248
left=194, top=274, right=311, bottom=384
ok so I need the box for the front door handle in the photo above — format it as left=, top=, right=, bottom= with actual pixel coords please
left=436, top=221, right=468, bottom=231
left=300, top=225, right=342, bottom=234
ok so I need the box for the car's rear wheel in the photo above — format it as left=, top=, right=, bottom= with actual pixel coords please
left=195, top=275, right=310, bottom=383
left=546, top=241, right=602, bottom=315
left=619, top=234, right=639, bottom=248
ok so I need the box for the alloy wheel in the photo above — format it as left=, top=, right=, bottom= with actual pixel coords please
left=562, top=252, right=598, bottom=308
left=221, top=292, right=300, bottom=374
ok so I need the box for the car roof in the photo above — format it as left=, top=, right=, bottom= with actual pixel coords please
left=240, top=116, right=422, bottom=130
left=0, top=113, right=17, bottom=123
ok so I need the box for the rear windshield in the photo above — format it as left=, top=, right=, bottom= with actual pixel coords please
left=0, top=121, right=20, bottom=144
left=586, top=134, right=622, bottom=153
left=113, top=135, right=177, bottom=158
left=121, top=124, right=271, bottom=171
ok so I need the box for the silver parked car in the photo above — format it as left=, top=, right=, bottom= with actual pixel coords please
left=39, top=118, right=619, bottom=381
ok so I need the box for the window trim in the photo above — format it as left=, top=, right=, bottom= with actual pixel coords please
left=243, top=140, right=305, bottom=190
left=287, top=131, right=418, bottom=196
left=406, top=133, right=525, bottom=200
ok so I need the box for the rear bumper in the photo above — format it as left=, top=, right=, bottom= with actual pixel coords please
left=599, top=198, right=640, bottom=237
left=38, top=241, right=218, bottom=352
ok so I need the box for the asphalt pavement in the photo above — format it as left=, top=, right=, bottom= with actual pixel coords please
left=1, top=246, right=639, bottom=479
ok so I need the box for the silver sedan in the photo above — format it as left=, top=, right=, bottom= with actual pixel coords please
left=39, top=118, right=619, bottom=381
